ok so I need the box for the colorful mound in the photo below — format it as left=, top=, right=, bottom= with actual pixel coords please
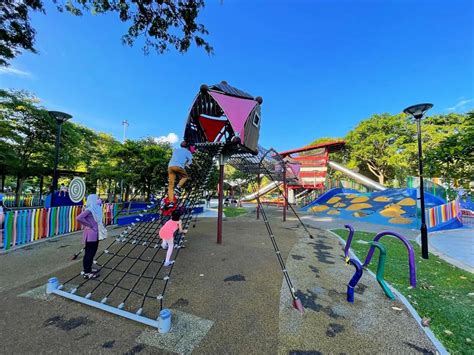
left=303, top=188, right=447, bottom=229
left=398, top=198, right=416, bottom=206
left=327, top=197, right=341, bottom=204
left=311, top=205, right=330, bottom=212
left=374, top=196, right=391, bottom=202
left=346, top=203, right=373, bottom=211
left=379, top=205, right=406, bottom=217
left=351, top=196, right=369, bottom=203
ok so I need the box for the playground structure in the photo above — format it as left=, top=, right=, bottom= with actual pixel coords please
left=48, top=82, right=310, bottom=329
left=342, top=224, right=417, bottom=303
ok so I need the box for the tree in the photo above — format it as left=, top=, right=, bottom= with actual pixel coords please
left=0, top=0, right=44, bottom=66
left=344, top=113, right=412, bottom=185
left=1, top=0, right=212, bottom=66
left=0, top=89, right=56, bottom=202
left=424, top=111, right=474, bottom=192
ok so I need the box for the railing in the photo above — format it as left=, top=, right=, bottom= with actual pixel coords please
left=407, top=176, right=447, bottom=201
left=425, top=199, right=461, bottom=230
left=1, top=193, right=44, bottom=208
left=1, top=203, right=120, bottom=250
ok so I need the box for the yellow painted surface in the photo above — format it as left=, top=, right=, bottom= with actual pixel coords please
left=345, top=194, right=358, bottom=199
left=379, top=206, right=406, bottom=217
left=374, top=196, right=391, bottom=202
left=351, top=196, right=369, bottom=203
left=346, top=203, right=373, bottom=211
left=327, top=210, right=340, bottom=215
left=398, top=198, right=416, bottom=206
left=327, top=197, right=341, bottom=204
left=333, top=202, right=346, bottom=208
left=389, top=217, right=413, bottom=224
left=311, top=205, right=330, bottom=212
left=353, top=212, right=369, bottom=217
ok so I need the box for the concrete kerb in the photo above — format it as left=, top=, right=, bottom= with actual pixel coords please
left=326, top=229, right=448, bottom=355
left=415, top=233, right=474, bottom=273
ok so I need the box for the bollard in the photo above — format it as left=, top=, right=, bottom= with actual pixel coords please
left=46, top=277, right=59, bottom=294
left=158, top=309, right=172, bottom=333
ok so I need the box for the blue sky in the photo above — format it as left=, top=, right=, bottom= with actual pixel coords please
left=1, top=0, right=473, bottom=151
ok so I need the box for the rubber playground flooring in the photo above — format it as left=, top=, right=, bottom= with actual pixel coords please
left=0, top=208, right=437, bottom=354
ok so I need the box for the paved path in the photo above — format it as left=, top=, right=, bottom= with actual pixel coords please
left=425, top=227, right=474, bottom=272
left=0, top=207, right=439, bottom=354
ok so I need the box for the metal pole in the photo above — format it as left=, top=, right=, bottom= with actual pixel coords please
left=51, top=121, right=62, bottom=207
left=283, top=163, right=287, bottom=222
left=256, top=174, right=261, bottom=220
left=217, top=154, right=224, bottom=244
left=416, top=118, right=429, bottom=259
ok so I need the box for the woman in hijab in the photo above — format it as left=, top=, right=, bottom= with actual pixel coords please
left=76, top=194, right=103, bottom=278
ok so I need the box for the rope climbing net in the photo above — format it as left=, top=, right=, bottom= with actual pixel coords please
left=53, top=145, right=223, bottom=326
left=52, top=144, right=308, bottom=326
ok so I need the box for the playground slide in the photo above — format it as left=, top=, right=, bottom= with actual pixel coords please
left=241, top=181, right=282, bottom=201
left=328, top=160, right=386, bottom=191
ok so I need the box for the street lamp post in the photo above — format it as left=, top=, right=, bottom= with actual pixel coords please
left=48, top=111, right=72, bottom=207
left=403, top=103, right=433, bottom=259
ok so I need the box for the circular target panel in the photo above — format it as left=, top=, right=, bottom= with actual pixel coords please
left=69, top=177, right=86, bottom=203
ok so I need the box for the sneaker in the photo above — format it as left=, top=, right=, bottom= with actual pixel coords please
left=161, top=243, right=168, bottom=250
left=83, top=272, right=99, bottom=279
left=164, top=260, right=174, bottom=267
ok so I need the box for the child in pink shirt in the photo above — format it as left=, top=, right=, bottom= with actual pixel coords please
left=159, top=210, right=187, bottom=266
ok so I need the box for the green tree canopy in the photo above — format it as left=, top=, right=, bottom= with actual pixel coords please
left=1, top=0, right=212, bottom=66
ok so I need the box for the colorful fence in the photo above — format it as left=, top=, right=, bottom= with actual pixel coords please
left=1, top=193, right=44, bottom=208
left=407, top=176, right=447, bottom=201
left=1, top=203, right=119, bottom=250
left=425, top=199, right=461, bottom=230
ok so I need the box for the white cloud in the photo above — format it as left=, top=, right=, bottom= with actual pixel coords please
left=154, top=132, right=179, bottom=144
left=0, top=67, right=32, bottom=77
left=446, top=98, right=473, bottom=112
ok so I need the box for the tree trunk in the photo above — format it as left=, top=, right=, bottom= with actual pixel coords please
left=1, top=174, right=5, bottom=192
left=39, top=175, right=44, bottom=201
left=15, top=175, right=23, bottom=207
left=125, top=185, right=130, bottom=202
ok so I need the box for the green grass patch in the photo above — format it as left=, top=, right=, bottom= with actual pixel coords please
left=223, top=207, right=247, bottom=218
left=332, top=229, right=474, bottom=354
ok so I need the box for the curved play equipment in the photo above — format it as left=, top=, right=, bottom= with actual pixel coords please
left=48, top=82, right=307, bottom=331
left=346, top=258, right=363, bottom=303
left=342, top=224, right=417, bottom=302
left=241, top=180, right=282, bottom=201
left=367, top=241, right=395, bottom=300
left=363, top=230, right=416, bottom=288
left=327, top=160, right=386, bottom=191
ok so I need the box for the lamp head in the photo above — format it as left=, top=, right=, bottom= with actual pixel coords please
left=403, top=103, right=433, bottom=119
left=48, top=111, right=72, bottom=124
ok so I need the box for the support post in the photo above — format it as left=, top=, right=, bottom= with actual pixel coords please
left=256, top=174, right=261, bottom=220
left=51, top=121, right=62, bottom=208
left=416, top=118, right=429, bottom=259
left=217, top=154, right=224, bottom=244
left=1, top=174, right=4, bottom=192
left=283, top=163, right=287, bottom=222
